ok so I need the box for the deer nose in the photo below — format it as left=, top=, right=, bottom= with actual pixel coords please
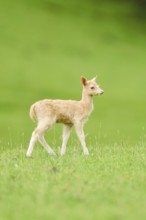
left=100, top=90, right=104, bottom=95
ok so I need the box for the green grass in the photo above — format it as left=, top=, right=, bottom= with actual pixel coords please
left=1, top=144, right=146, bottom=220
left=0, top=0, right=146, bottom=219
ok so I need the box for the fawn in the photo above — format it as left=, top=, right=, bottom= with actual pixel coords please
left=26, top=76, right=104, bottom=157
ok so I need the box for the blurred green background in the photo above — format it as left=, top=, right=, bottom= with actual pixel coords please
left=0, top=0, right=146, bottom=148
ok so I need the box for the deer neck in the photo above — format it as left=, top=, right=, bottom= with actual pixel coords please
left=81, top=89, right=93, bottom=110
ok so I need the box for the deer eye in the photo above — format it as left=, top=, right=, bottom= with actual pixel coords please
left=90, top=86, right=95, bottom=90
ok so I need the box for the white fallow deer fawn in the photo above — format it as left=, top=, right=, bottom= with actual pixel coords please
left=26, top=76, right=104, bottom=157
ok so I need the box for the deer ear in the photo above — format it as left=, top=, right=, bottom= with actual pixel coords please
left=92, top=76, right=97, bottom=82
left=81, top=77, right=87, bottom=86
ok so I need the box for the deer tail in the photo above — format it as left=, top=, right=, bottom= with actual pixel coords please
left=29, top=104, right=37, bottom=121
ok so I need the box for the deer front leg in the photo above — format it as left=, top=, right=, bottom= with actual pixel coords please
left=60, top=124, right=72, bottom=156
left=74, top=122, right=89, bottom=155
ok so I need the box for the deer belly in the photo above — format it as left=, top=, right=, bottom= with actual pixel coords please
left=56, top=114, right=73, bottom=125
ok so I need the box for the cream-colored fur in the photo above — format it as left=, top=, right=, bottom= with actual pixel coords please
left=26, top=76, right=104, bottom=157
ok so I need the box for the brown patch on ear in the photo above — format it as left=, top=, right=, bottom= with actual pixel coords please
left=81, top=77, right=87, bottom=86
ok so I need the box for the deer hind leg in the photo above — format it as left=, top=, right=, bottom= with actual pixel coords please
left=60, top=124, right=72, bottom=156
left=26, top=118, right=56, bottom=157
left=38, top=135, right=56, bottom=155
left=26, top=130, right=38, bottom=157
left=74, top=122, right=89, bottom=155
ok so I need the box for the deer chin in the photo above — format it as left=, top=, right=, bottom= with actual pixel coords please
left=96, top=90, right=104, bottom=95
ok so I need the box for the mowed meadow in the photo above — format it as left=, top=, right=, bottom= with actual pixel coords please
left=0, top=0, right=146, bottom=220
